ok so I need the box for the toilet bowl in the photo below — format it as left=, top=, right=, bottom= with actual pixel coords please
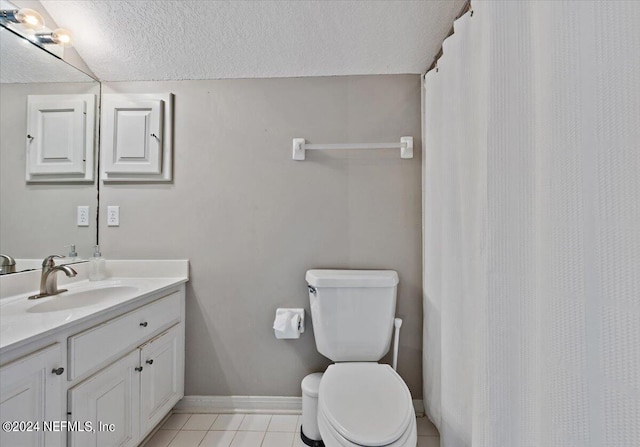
left=316, top=363, right=417, bottom=447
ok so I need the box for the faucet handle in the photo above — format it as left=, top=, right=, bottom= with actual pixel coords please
left=0, top=254, right=16, bottom=265
left=42, top=255, right=64, bottom=268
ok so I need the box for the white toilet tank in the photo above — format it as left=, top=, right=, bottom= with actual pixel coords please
left=305, top=269, right=399, bottom=362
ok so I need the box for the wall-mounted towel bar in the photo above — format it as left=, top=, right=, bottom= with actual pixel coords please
left=292, top=137, right=413, bottom=160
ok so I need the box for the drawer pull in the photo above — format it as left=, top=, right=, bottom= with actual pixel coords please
left=140, top=322, right=148, bottom=327
left=146, top=359, right=154, bottom=365
left=52, top=367, right=64, bottom=375
left=135, top=366, right=143, bottom=372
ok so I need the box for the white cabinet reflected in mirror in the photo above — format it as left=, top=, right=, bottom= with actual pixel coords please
left=26, top=93, right=96, bottom=182
left=0, top=25, right=100, bottom=273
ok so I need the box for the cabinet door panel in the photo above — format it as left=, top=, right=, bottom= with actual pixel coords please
left=0, top=344, right=64, bottom=447
left=140, top=324, right=184, bottom=436
left=100, top=93, right=173, bottom=182
left=25, top=94, right=95, bottom=182
left=68, top=350, right=139, bottom=447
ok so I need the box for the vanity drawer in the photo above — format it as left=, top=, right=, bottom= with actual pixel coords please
left=68, top=292, right=181, bottom=380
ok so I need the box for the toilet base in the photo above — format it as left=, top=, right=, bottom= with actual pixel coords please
left=301, top=426, right=325, bottom=447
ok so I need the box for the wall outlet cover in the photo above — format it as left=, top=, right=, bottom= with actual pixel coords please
left=77, top=206, right=90, bottom=226
left=107, top=206, right=120, bottom=226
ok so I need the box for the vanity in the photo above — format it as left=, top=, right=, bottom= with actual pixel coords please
left=1, top=6, right=188, bottom=445
left=1, top=6, right=188, bottom=446
left=0, top=260, right=188, bottom=447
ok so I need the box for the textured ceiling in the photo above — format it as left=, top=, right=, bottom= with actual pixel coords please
left=0, top=27, right=95, bottom=83
left=40, top=0, right=465, bottom=82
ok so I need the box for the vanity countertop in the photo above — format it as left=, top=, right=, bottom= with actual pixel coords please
left=0, top=260, right=188, bottom=354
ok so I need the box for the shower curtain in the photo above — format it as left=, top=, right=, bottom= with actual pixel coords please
left=422, top=1, right=639, bottom=447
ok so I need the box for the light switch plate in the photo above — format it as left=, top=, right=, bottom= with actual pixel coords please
left=107, top=206, right=120, bottom=226
left=77, top=206, right=89, bottom=226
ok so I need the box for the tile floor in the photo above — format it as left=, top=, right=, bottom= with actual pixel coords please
left=143, top=413, right=441, bottom=447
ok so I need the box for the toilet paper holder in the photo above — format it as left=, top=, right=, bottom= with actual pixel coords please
left=273, top=308, right=305, bottom=339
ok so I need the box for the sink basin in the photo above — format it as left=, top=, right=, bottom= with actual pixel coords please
left=27, top=285, right=139, bottom=313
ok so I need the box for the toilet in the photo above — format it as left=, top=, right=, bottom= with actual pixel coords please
left=301, top=269, right=417, bottom=447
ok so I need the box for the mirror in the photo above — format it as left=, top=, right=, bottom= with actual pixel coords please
left=0, top=25, right=100, bottom=273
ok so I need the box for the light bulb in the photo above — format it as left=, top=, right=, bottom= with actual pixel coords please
left=14, top=8, right=44, bottom=30
left=35, top=28, right=73, bottom=47
left=52, top=28, right=72, bottom=46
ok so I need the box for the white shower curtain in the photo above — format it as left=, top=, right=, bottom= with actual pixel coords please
left=423, top=2, right=639, bottom=447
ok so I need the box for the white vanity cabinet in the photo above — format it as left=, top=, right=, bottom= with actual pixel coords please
left=67, top=291, right=182, bottom=381
left=139, top=324, right=184, bottom=435
left=68, top=322, right=184, bottom=447
left=0, top=282, right=186, bottom=447
left=0, top=344, right=65, bottom=447
left=68, top=350, right=140, bottom=447
left=67, top=290, right=185, bottom=447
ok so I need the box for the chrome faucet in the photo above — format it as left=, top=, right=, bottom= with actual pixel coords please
left=28, top=255, right=77, bottom=300
left=0, top=254, right=16, bottom=274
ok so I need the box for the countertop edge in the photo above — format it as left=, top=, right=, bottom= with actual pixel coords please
left=0, top=277, right=188, bottom=357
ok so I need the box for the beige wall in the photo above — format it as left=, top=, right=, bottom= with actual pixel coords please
left=99, top=75, right=424, bottom=397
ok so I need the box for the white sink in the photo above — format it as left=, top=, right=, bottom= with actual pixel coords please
left=26, top=285, right=139, bottom=313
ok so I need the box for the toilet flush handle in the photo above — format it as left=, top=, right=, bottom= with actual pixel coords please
left=307, top=285, right=317, bottom=295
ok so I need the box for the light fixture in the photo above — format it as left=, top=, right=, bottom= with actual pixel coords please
left=0, top=8, right=45, bottom=30
left=35, top=28, right=73, bottom=46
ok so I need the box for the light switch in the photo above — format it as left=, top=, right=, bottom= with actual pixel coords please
left=107, top=206, right=120, bottom=226
left=77, top=206, right=90, bottom=226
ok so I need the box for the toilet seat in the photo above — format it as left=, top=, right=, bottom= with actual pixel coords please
left=317, top=363, right=416, bottom=446
left=318, top=409, right=416, bottom=447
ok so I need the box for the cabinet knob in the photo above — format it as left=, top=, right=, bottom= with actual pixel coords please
left=135, top=366, right=143, bottom=372
left=140, top=322, right=148, bottom=327
left=146, top=359, right=154, bottom=365
left=52, top=367, right=64, bottom=375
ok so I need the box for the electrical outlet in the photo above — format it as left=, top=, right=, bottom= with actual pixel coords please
left=107, top=206, right=120, bottom=226
left=77, top=206, right=89, bottom=226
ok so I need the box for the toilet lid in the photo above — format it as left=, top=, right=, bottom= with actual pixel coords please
left=318, top=363, right=413, bottom=446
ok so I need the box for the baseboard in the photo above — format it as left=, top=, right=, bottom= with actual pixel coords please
left=174, top=395, right=426, bottom=417
left=413, top=399, right=425, bottom=417
left=174, top=395, right=302, bottom=414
